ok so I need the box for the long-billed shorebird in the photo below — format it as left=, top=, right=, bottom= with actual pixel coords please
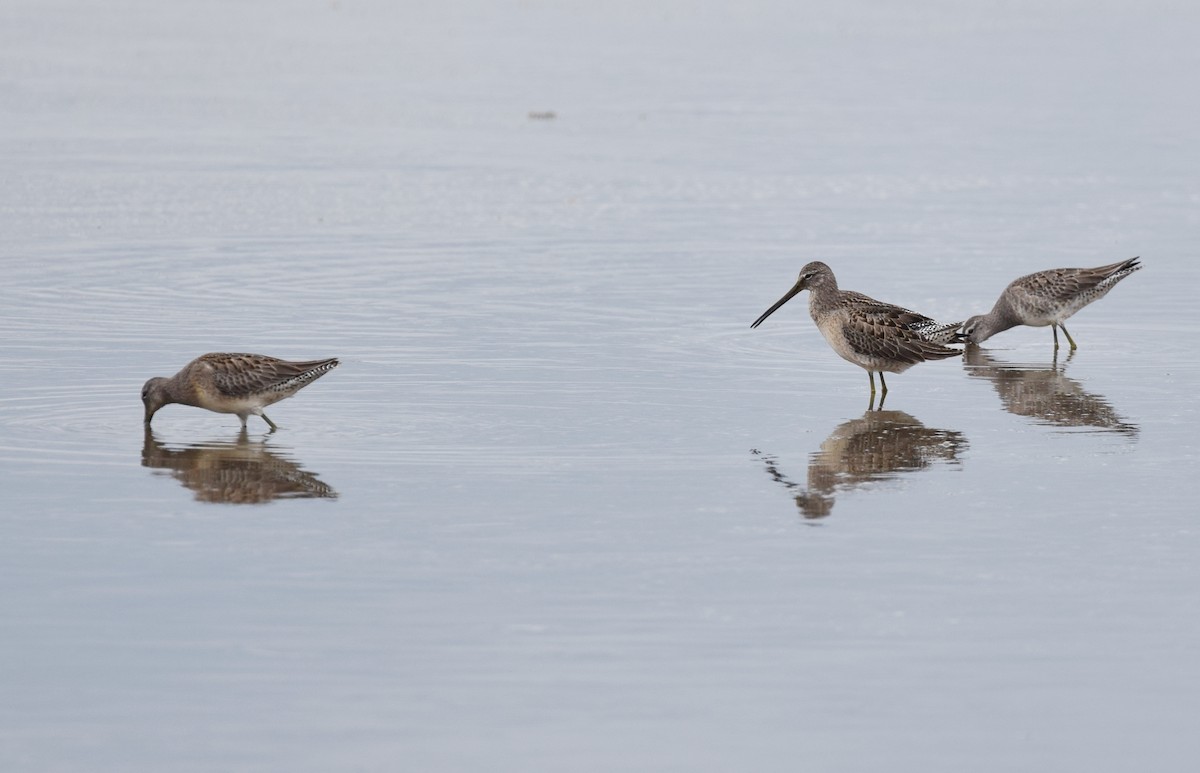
left=751, top=261, right=962, bottom=397
left=142, top=353, right=339, bottom=430
left=960, top=257, right=1141, bottom=350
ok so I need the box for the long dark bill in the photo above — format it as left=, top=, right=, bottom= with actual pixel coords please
left=751, top=281, right=805, bottom=328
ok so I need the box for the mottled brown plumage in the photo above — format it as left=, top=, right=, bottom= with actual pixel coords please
left=751, top=261, right=962, bottom=397
left=142, top=353, right=339, bottom=429
left=961, top=257, right=1141, bottom=349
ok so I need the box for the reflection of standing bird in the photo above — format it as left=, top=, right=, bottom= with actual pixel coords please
left=755, top=409, right=967, bottom=519
left=960, top=258, right=1141, bottom=350
left=142, top=353, right=339, bottom=429
left=751, top=262, right=962, bottom=398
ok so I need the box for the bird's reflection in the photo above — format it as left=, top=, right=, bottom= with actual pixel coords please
left=754, top=410, right=967, bottom=519
left=964, top=345, right=1138, bottom=436
left=141, top=429, right=338, bottom=504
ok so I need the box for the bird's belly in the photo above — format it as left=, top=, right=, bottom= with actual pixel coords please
left=842, top=351, right=917, bottom=374
left=195, top=393, right=281, bottom=414
left=818, top=327, right=917, bottom=375
left=1016, top=296, right=1091, bottom=325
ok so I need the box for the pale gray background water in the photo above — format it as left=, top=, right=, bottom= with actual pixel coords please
left=3, top=1, right=1199, bottom=771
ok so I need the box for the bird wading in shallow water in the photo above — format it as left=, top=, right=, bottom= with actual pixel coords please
left=751, top=261, right=962, bottom=399
left=960, top=257, right=1141, bottom=350
left=142, top=353, right=339, bottom=430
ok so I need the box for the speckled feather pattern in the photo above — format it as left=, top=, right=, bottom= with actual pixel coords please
left=819, top=291, right=963, bottom=372
left=752, top=261, right=962, bottom=386
left=200, top=353, right=340, bottom=398
left=962, top=257, right=1141, bottom=345
left=1003, top=258, right=1141, bottom=322
left=143, top=352, right=339, bottom=428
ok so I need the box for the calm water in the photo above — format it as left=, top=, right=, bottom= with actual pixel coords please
left=3, top=1, right=1200, bottom=771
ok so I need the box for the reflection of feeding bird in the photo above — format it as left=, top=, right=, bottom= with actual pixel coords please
left=141, top=429, right=338, bottom=504
left=964, top=345, right=1138, bottom=437
left=752, top=261, right=962, bottom=398
left=142, top=353, right=338, bottom=430
left=754, top=409, right=967, bottom=519
left=960, top=258, right=1141, bottom=350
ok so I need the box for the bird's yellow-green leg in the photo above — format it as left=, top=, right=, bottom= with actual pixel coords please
left=1059, top=323, right=1078, bottom=351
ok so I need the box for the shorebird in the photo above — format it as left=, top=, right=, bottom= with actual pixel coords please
left=751, top=261, right=962, bottom=397
left=142, top=353, right=339, bottom=429
left=960, top=257, right=1141, bottom=350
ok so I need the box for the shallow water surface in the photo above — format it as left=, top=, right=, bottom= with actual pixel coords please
left=3, top=1, right=1200, bottom=771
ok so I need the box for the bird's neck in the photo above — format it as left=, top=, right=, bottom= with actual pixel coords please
left=807, top=282, right=841, bottom=319
left=981, top=297, right=1020, bottom=339
left=163, top=374, right=200, bottom=407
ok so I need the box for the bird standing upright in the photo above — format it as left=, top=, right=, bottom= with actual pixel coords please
left=751, top=261, right=962, bottom=398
